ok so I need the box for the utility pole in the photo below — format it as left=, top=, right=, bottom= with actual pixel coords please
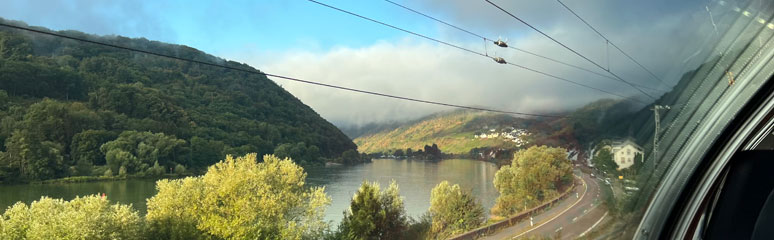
left=651, top=105, right=670, bottom=164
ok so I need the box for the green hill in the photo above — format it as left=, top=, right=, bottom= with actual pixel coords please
left=0, top=19, right=357, bottom=182
left=354, top=99, right=643, bottom=156
left=354, top=110, right=529, bottom=154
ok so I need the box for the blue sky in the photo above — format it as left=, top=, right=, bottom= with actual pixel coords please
left=0, top=0, right=739, bottom=126
left=2, top=0, right=451, bottom=58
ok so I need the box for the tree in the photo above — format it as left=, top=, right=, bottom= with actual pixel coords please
left=492, top=145, right=573, bottom=217
left=71, top=130, right=116, bottom=166
left=338, top=181, right=408, bottom=240
left=100, top=131, right=185, bottom=174
left=105, top=149, right=137, bottom=174
left=339, top=149, right=361, bottom=165
left=273, top=142, right=322, bottom=165
left=0, top=195, right=143, bottom=240
left=429, top=181, right=484, bottom=239
left=3, top=129, right=65, bottom=180
left=593, top=147, right=617, bottom=174
left=22, top=99, right=102, bottom=156
left=189, top=136, right=225, bottom=168
left=393, top=149, right=404, bottom=158
left=146, top=154, right=330, bottom=239
left=423, top=144, right=442, bottom=160
left=0, top=89, right=8, bottom=110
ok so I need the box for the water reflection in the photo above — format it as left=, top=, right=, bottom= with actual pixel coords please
left=0, top=179, right=158, bottom=214
left=306, top=159, right=499, bottom=225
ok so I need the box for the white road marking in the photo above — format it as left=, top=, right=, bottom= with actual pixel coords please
left=511, top=176, right=589, bottom=239
left=579, top=211, right=609, bottom=237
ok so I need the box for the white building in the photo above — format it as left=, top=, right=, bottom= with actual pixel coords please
left=606, top=139, right=644, bottom=170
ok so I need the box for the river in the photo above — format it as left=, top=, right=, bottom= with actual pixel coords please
left=0, top=159, right=499, bottom=225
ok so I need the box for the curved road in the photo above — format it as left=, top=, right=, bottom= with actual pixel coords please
left=482, top=171, right=607, bottom=240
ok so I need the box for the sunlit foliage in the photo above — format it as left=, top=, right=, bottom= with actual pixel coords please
left=491, top=145, right=573, bottom=217
left=337, top=181, right=408, bottom=239
left=0, top=195, right=143, bottom=240
left=146, top=154, right=330, bottom=240
left=428, top=181, right=484, bottom=239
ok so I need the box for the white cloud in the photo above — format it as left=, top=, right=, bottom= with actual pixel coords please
left=245, top=39, right=622, bottom=126
left=229, top=0, right=737, bottom=127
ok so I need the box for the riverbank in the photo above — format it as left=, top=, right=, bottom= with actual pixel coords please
left=31, top=173, right=194, bottom=185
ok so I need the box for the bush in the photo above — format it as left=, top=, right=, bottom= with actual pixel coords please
left=118, top=165, right=128, bottom=177
left=404, top=214, right=432, bottom=240
left=173, top=164, right=186, bottom=175
left=429, top=181, right=484, bottom=239
left=146, top=154, right=330, bottom=239
left=146, top=161, right=165, bottom=176
left=103, top=169, right=113, bottom=177
left=337, top=181, right=408, bottom=239
left=0, top=195, right=143, bottom=239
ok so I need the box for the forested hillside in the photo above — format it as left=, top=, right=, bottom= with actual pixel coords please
left=0, top=19, right=358, bottom=182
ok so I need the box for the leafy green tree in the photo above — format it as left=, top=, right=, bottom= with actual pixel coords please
left=429, top=181, right=484, bottom=239
left=3, top=129, right=65, bottom=180
left=100, top=131, right=185, bottom=174
left=338, top=181, right=408, bottom=240
left=105, top=149, right=137, bottom=174
left=71, top=130, right=116, bottom=167
left=146, top=154, right=330, bottom=239
left=189, top=136, right=225, bottom=168
left=492, top=145, right=573, bottom=217
left=22, top=99, right=102, bottom=154
left=0, top=195, right=143, bottom=240
left=173, top=164, right=187, bottom=175
left=593, top=147, right=617, bottom=174
left=118, top=165, right=128, bottom=177
left=0, top=89, right=8, bottom=110
left=340, top=149, right=361, bottom=165
left=0, top=31, right=32, bottom=59
left=393, top=149, right=404, bottom=158
left=273, top=142, right=322, bottom=165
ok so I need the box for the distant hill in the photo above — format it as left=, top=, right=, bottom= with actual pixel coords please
left=353, top=110, right=529, bottom=154
left=338, top=121, right=409, bottom=139
left=354, top=99, right=642, bottom=156
left=0, top=18, right=357, bottom=181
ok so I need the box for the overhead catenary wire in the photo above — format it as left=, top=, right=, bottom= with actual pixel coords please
left=382, top=0, right=668, bottom=93
left=0, top=22, right=591, bottom=120
left=305, top=0, right=648, bottom=104
left=483, top=0, right=657, bottom=100
left=555, top=0, right=668, bottom=87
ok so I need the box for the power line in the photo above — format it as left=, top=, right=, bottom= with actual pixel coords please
left=382, top=0, right=668, bottom=93
left=0, top=22, right=588, bottom=120
left=305, top=0, right=647, bottom=104
left=306, top=0, right=486, bottom=58
left=384, top=0, right=487, bottom=40
left=555, top=0, right=668, bottom=87
left=483, top=0, right=657, bottom=100
left=508, top=46, right=667, bottom=92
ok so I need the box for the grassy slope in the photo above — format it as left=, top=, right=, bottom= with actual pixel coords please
left=354, top=111, right=520, bottom=154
